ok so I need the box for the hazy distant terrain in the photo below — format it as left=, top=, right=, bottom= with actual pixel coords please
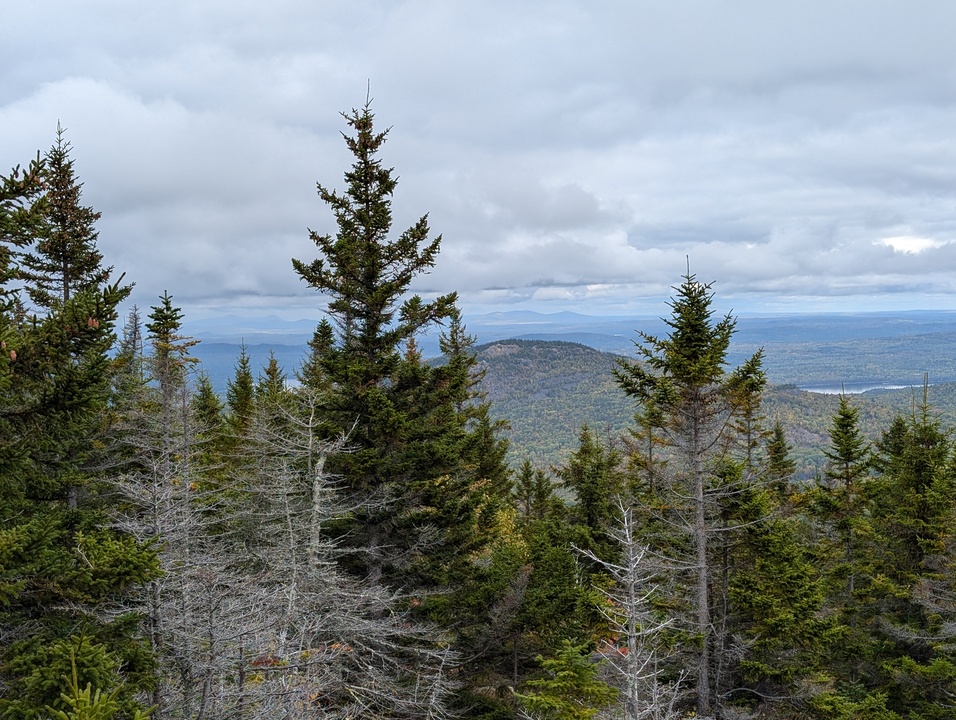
left=187, top=309, right=956, bottom=391
left=185, top=310, right=956, bottom=477
left=471, top=338, right=956, bottom=478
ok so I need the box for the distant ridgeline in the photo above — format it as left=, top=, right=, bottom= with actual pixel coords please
left=186, top=311, right=956, bottom=477
left=186, top=309, right=956, bottom=389
left=470, top=339, right=956, bottom=479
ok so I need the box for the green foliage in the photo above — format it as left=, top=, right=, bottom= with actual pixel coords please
left=0, top=153, right=46, bottom=311
left=861, top=392, right=956, bottom=717
left=615, top=273, right=765, bottom=716
left=42, top=651, right=153, bottom=720
left=289, top=105, right=514, bottom=716
left=557, top=426, right=621, bottom=534
left=730, top=483, right=829, bottom=691
left=810, top=395, right=873, bottom=607
left=515, top=641, right=618, bottom=720
left=824, top=395, right=871, bottom=489
left=0, top=142, right=157, bottom=719
left=292, top=102, right=462, bottom=581
left=556, top=426, right=623, bottom=562
left=4, top=635, right=150, bottom=720
left=192, top=371, right=223, bottom=437
left=765, top=420, right=796, bottom=496
left=870, top=393, right=953, bottom=571
left=291, top=105, right=512, bottom=592
left=614, top=274, right=738, bottom=404
left=518, top=519, right=597, bottom=652
left=226, top=343, right=254, bottom=436
left=291, top=102, right=456, bottom=390
left=515, top=459, right=558, bottom=520
left=255, top=350, right=287, bottom=402
left=145, top=291, right=198, bottom=396
left=807, top=689, right=900, bottom=720
left=20, top=125, right=108, bottom=312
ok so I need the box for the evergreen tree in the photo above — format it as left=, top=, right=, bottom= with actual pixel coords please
left=858, top=390, right=956, bottom=717
left=614, top=272, right=764, bottom=717
left=515, top=518, right=603, bottom=683
left=191, top=371, right=226, bottom=479
left=193, top=371, right=223, bottom=435
left=0, top=155, right=45, bottom=312
left=557, top=425, right=623, bottom=562
left=20, top=125, right=111, bottom=312
left=226, top=343, right=254, bottom=437
left=802, top=395, right=895, bottom=716
left=294, top=318, right=335, bottom=393
left=729, top=352, right=769, bottom=470
left=0, top=150, right=156, bottom=718
left=439, top=307, right=512, bottom=500
left=254, top=351, right=287, bottom=402
left=515, top=641, right=618, bottom=720
left=144, top=291, right=198, bottom=403
left=765, top=419, right=796, bottom=499
left=292, top=104, right=512, bottom=713
left=725, top=478, right=829, bottom=714
left=292, top=102, right=497, bottom=586
left=515, top=459, right=557, bottom=521
left=817, top=394, right=871, bottom=599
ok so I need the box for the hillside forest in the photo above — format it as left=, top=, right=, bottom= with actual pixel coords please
left=2, top=107, right=956, bottom=720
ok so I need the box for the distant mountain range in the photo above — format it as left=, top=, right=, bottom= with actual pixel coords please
left=177, top=309, right=956, bottom=475
left=184, top=309, right=956, bottom=393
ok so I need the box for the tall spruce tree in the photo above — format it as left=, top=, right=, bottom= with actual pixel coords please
left=765, top=419, right=796, bottom=499
left=292, top=105, right=515, bottom=716
left=21, top=125, right=111, bottom=312
left=0, top=147, right=157, bottom=718
left=819, top=395, right=871, bottom=600
left=292, top=102, right=498, bottom=585
left=226, top=344, right=254, bottom=437
left=614, top=272, right=764, bottom=717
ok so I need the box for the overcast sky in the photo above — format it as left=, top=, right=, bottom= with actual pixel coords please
left=4, top=1, right=956, bottom=320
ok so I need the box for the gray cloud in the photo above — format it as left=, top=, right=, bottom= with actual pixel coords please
left=4, top=1, right=956, bottom=318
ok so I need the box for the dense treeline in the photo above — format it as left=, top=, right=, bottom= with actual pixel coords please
left=2, top=109, right=955, bottom=720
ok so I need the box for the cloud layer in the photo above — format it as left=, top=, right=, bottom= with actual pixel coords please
left=4, top=1, right=956, bottom=317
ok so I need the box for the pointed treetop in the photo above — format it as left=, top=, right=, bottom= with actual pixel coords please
left=292, top=102, right=456, bottom=384
left=146, top=291, right=198, bottom=390
left=615, top=273, right=749, bottom=406
left=21, top=124, right=114, bottom=311
left=824, top=394, right=870, bottom=487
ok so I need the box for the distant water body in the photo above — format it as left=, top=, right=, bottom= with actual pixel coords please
left=800, top=382, right=923, bottom=395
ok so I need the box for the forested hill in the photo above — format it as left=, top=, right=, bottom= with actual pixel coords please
left=476, top=338, right=956, bottom=476
left=475, top=340, right=631, bottom=466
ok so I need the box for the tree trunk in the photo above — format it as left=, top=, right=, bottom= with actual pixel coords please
left=693, top=401, right=711, bottom=716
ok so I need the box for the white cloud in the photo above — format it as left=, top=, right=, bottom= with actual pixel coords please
left=879, top=236, right=951, bottom=254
